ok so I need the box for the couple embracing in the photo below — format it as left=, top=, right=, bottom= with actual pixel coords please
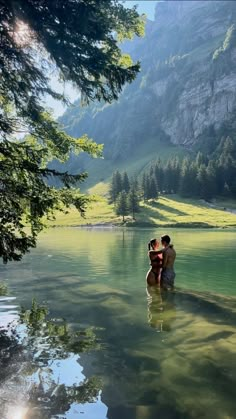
left=146, top=235, right=176, bottom=289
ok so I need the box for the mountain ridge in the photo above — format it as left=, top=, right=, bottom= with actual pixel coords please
left=59, top=1, right=236, bottom=189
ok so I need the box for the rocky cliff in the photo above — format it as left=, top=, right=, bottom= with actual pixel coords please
left=152, top=1, right=236, bottom=146
left=60, top=1, right=236, bottom=182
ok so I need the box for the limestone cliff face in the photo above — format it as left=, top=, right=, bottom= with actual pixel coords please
left=61, top=1, right=236, bottom=167
left=149, top=1, right=236, bottom=146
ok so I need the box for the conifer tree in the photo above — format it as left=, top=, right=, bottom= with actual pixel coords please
left=179, top=158, right=192, bottom=197
left=189, top=161, right=199, bottom=197
left=163, top=160, right=173, bottom=194
left=171, top=157, right=181, bottom=193
left=142, top=173, right=148, bottom=201
left=128, top=186, right=140, bottom=219
left=196, top=152, right=208, bottom=167
left=154, top=159, right=164, bottom=193
left=109, top=170, right=123, bottom=203
left=0, top=0, right=144, bottom=262
left=122, top=172, right=130, bottom=193
left=197, top=164, right=211, bottom=201
left=131, top=176, right=139, bottom=192
left=149, top=177, right=158, bottom=199
left=115, top=191, right=128, bottom=222
left=206, top=160, right=217, bottom=198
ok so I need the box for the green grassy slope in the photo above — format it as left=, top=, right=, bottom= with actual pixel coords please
left=46, top=195, right=236, bottom=229
left=85, top=139, right=186, bottom=195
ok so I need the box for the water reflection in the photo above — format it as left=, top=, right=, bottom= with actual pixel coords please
left=147, top=286, right=176, bottom=332
left=0, top=282, right=8, bottom=296
left=0, top=299, right=103, bottom=419
left=1, top=229, right=236, bottom=418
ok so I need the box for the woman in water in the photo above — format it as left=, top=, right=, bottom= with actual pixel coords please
left=146, top=238, right=163, bottom=286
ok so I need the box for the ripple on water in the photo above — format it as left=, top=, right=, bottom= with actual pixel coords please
left=0, top=229, right=236, bottom=418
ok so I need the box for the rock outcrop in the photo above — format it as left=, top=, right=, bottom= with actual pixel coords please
left=60, top=1, right=236, bottom=174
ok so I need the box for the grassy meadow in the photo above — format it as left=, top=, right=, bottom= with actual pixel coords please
left=46, top=195, right=236, bottom=229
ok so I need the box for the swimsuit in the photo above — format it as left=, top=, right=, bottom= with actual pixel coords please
left=161, top=268, right=175, bottom=288
left=151, top=270, right=160, bottom=283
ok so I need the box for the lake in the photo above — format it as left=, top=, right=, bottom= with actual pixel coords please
left=0, top=228, right=236, bottom=419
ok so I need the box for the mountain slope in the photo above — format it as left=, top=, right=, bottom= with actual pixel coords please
left=60, top=1, right=236, bottom=190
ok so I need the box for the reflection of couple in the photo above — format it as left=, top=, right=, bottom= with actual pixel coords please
left=146, top=234, right=176, bottom=289
left=147, top=286, right=176, bottom=331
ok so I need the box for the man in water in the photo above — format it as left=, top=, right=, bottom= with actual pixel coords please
left=160, top=234, right=176, bottom=289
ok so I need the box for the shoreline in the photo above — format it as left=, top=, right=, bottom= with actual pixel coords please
left=49, top=222, right=236, bottom=229
left=45, top=196, right=236, bottom=230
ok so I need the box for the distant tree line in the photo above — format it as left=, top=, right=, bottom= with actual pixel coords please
left=109, top=136, right=236, bottom=221
left=142, top=136, right=236, bottom=201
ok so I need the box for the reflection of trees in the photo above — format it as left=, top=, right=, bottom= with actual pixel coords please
left=20, top=298, right=101, bottom=356
left=0, top=299, right=102, bottom=418
left=0, top=282, right=8, bottom=296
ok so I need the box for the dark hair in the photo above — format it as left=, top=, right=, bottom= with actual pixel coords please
left=161, top=234, right=171, bottom=245
left=148, top=238, right=156, bottom=251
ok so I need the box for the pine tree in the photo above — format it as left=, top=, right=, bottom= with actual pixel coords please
left=218, top=137, right=236, bottom=194
left=163, top=160, right=173, bottom=194
left=109, top=172, right=117, bottom=203
left=206, top=160, right=217, bottom=198
left=109, top=171, right=123, bottom=203
left=154, top=159, right=164, bottom=193
left=196, top=152, right=208, bottom=168
left=122, top=172, right=130, bottom=193
left=179, top=158, right=192, bottom=197
left=142, top=173, right=148, bottom=201
left=197, top=164, right=212, bottom=201
left=131, top=176, right=139, bottom=192
left=115, top=191, right=128, bottom=222
left=149, top=177, right=158, bottom=199
left=0, top=0, right=143, bottom=262
left=189, top=162, right=199, bottom=197
left=128, top=187, right=140, bottom=219
left=215, top=160, right=225, bottom=196
left=171, top=157, right=181, bottom=193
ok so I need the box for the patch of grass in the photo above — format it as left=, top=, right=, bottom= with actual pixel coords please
left=45, top=197, right=121, bottom=227
left=83, top=138, right=186, bottom=194
left=138, top=196, right=236, bottom=228
left=46, top=195, right=236, bottom=229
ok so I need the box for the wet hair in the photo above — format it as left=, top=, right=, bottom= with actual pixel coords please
left=161, top=234, right=171, bottom=245
left=148, top=238, right=157, bottom=251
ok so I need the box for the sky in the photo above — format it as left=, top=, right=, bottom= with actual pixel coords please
left=124, top=1, right=157, bottom=20
left=47, top=1, right=158, bottom=118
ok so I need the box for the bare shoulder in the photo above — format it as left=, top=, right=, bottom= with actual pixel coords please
left=166, top=246, right=176, bottom=255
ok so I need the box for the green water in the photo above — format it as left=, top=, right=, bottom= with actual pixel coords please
left=0, top=228, right=236, bottom=419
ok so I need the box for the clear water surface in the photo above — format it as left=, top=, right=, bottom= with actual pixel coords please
left=0, top=228, right=236, bottom=419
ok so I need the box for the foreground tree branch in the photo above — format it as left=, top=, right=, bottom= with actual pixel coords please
left=0, top=0, right=144, bottom=262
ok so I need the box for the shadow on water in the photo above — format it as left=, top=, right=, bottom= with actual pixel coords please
left=0, top=296, right=103, bottom=419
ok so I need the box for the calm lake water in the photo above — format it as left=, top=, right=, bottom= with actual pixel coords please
left=0, top=228, right=236, bottom=419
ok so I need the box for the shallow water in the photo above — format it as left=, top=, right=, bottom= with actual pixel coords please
left=0, top=228, right=236, bottom=419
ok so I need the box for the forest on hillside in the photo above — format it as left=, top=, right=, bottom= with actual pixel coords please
left=58, top=1, right=236, bottom=189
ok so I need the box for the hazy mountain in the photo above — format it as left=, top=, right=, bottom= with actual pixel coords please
left=59, top=1, right=236, bottom=189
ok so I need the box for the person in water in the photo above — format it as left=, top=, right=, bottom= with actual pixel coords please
left=160, top=234, right=176, bottom=290
left=146, top=238, right=163, bottom=286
